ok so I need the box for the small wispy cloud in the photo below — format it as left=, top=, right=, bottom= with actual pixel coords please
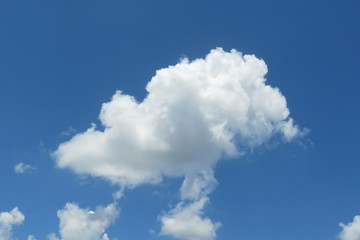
left=61, top=126, right=77, bottom=137
left=14, top=162, right=36, bottom=174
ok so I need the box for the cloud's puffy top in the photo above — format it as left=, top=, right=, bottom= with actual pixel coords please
left=54, top=48, right=300, bottom=187
left=339, top=215, right=360, bottom=240
left=0, top=207, right=25, bottom=240
left=50, top=202, right=119, bottom=240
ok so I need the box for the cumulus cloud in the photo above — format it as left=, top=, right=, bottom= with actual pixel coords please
left=54, top=48, right=300, bottom=187
left=338, top=215, right=360, bottom=240
left=14, top=163, right=35, bottom=174
left=160, top=197, right=221, bottom=240
left=53, top=48, right=302, bottom=239
left=0, top=207, right=25, bottom=240
left=49, top=202, right=119, bottom=240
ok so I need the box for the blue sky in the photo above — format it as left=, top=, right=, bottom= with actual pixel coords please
left=0, top=0, right=359, bottom=239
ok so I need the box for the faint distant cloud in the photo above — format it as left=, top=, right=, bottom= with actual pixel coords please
left=14, top=162, right=36, bottom=174
left=38, top=140, right=48, bottom=154
left=61, top=126, right=77, bottom=137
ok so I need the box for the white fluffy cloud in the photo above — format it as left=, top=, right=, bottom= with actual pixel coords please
left=160, top=197, right=221, bottom=240
left=50, top=202, right=119, bottom=240
left=339, top=215, right=360, bottom=240
left=14, top=163, right=35, bottom=174
left=53, top=48, right=302, bottom=240
left=0, top=207, right=25, bottom=240
left=54, top=48, right=300, bottom=187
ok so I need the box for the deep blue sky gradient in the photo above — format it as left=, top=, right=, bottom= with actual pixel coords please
left=0, top=0, right=359, bottom=239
